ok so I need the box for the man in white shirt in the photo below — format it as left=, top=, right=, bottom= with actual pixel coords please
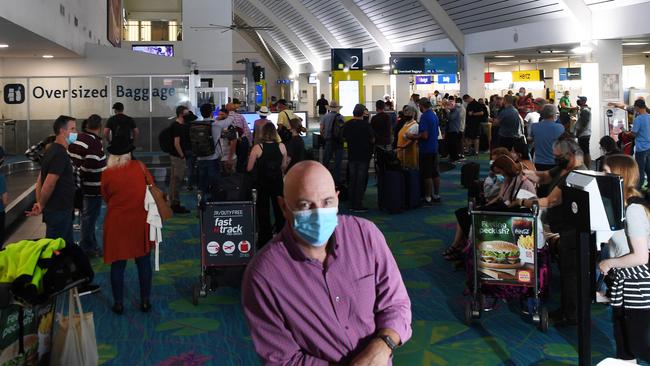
left=525, top=98, right=546, bottom=139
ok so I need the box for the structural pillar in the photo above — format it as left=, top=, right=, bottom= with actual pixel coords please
left=581, top=40, right=623, bottom=158
left=317, top=71, right=330, bottom=101
left=461, top=53, right=485, bottom=99
left=393, top=74, right=412, bottom=108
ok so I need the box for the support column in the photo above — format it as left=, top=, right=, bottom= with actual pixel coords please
left=581, top=40, right=623, bottom=158
left=317, top=72, right=330, bottom=101
left=461, top=53, right=485, bottom=99
left=394, top=74, right=412, bottom=108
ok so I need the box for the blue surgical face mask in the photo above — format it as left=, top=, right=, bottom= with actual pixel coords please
left=496, top=174, right=505, bottom=183
left=67, top=132, right=78, bottom=144
left=291, top=207, right=338, bottom=247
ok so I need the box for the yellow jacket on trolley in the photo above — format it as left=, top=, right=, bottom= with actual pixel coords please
left=396, top=119, right=419, bottom=169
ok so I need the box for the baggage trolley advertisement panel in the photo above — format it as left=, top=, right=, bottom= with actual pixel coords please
left=201, top=201, right=256, bottom=267
left=472, top=211, right=537, bottom=287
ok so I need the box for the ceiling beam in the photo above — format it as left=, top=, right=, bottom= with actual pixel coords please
left=245, top=0, right=322, bottom=71
left=283, top=0, right=342, bottom=49
left=418, top=0, right=465, bottom=55
left=235, top=10, right=300, bottom=72
left=235, top=27, right=280, bottom=71
left=558, top=0, right=592, bottom=40
left=338, top=0, right=392, bottom=57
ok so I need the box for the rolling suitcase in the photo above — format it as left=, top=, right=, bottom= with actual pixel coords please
left=377, top=169, right=404, bottom=214
left=403, top=169, right=421, bottom=209
left=212, top=172, right=251, bottom=201
left=460, top=162, right=480, bottom=188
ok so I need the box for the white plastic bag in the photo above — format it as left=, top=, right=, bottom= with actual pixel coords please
left=51, top=288, right=98, bottom=366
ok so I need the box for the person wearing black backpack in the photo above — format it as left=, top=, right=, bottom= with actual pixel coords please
left=247, top=123, right=288, bottom=247
left=104, top=102, right=138, bottom=149
left=320, top=100, right=345, bottom=185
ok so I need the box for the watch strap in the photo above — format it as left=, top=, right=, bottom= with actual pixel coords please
left=378, top=335, right=398, bottom=353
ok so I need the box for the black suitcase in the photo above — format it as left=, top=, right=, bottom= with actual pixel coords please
left=460, top=162, right=480, bottom=188
left=403, top=169, right=421, bottom=209
left=377, top=169, right=404, bottom=214
left=479, top=132, right=490, bottom=152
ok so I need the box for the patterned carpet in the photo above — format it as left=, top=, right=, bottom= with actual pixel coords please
left=82, top=156, right=628, bottom=366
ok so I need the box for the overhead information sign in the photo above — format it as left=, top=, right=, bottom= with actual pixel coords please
left=390, top=57, right=424, bottom=75
left=512, top=70, right=542, bottom=82
left=415, top=75, right=432, bottom=84
left=331, top=48, right=363, bottom=71
left=559, top=67, right=581, bottom=81
left=437, top=74, right=457, bottom=84
left=424, top=56, right=458, bottom=74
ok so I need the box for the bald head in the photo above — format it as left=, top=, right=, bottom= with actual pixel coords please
left=282, top=161, right=338, bottom=213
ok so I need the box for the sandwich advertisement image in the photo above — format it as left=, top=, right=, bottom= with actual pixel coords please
left=474, top=214, right=535, bottom=286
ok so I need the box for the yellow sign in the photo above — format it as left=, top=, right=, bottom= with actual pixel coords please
left=512, top=70, right=541, bottom=82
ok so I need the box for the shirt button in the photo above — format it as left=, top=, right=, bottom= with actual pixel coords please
left=345, top=326, right=349, bottom=330
left=335, top=296, right=340, bottom=302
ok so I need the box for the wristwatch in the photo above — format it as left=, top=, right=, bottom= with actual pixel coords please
left=377, top=335, right=398, bottom=355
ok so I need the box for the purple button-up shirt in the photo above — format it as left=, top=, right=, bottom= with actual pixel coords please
left=242, top=215, right=412, bottom=365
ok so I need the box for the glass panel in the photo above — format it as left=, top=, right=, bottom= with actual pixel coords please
left=140, top=21, right=151, bottom=41
left=28, top=78, right=71, bottom=149
left=151, top=76, right=190, bottom=152
left=110, top=76, right=151, bottom=151
left=0, top=78, right=29, bottom=154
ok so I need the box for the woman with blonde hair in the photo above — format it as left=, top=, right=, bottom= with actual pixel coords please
left=101, top=139, right=154, bottom=314
left=247, top=123, right=288, bottom=247
left=599, top=154, right=650, bottom=362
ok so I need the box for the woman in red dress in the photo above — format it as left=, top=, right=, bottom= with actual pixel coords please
left=101, top=139, right=154, bottom=314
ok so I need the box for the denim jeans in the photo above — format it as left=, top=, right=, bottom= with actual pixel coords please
left=110, top=253, right=152, bottom=304
left=44, top=209, right=94, bottom=282
left=348, top=160, right=369, bottom=209
left=80, top=195, right=103, bottom=253
left=595, top=242, right=611, bottom=293
left=44, top=209, right=75, bottom=246
left=323, top=140, right=343, bottom=184
left=635, top=149, right=650, bottom=189
left=197, top=159, right=220, bottom=202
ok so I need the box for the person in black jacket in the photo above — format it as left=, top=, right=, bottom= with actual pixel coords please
left=286, top=118, right=307, bottom=171
left=343, top=104, right=375, bottom=213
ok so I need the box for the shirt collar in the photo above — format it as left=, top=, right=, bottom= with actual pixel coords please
left=280, top=220, right=340, bottom=263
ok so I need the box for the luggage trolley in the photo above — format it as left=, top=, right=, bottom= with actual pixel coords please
left=192, top=190, right=257, bottom=305
left=465, top=204, right=549, bottom=332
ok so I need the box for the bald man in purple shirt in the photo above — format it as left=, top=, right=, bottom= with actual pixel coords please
left=242, top=161, right=412, bottom=365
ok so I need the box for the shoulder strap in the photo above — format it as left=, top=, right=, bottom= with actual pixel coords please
left=138, top=161, right=152, bottom=186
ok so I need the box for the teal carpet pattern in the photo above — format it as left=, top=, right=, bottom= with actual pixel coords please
left=82, top=156, right=627, bottom=365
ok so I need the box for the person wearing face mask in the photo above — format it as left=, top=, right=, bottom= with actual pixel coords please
left=242, top=161, right=412, bottom=365
left=519, top=138, right=587, bottom=326
left=26, top=115, right=98, bottom=295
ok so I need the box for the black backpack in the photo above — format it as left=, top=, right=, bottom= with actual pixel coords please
left=330, top=114, right=345, bottom=143
left=189, top=120, right=215, bottom=157
left=158, top=122, right=175, bottom=153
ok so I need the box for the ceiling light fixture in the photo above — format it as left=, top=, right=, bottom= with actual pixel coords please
left=571, top=46, right=592, bottom=54
left=494, top=63, right=513, bottom=66
left=381, top=65, right=390, bottom=71
left=643, top=51, right=650, bottom=54
left=494, top=55, right=515, bottom=58
left=42, top=54, right=54, bottom=58
left=622, top=42, right=649, bottom=46
left=0, top=44, right=9, bottom=48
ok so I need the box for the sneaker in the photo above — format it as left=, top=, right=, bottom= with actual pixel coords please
left=172, top=205, right=190, bottom=214
left=431, top=195, right=442, bottom=203
left=186, top=186, right=194, bottom=192
left=422, top=199, right=434, bottom=207
left=78, top=283, right=101, bottom=296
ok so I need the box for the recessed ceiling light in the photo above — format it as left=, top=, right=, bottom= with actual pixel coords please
left=494, top=55, right=515, bottom=58
left=0, top=44, right=8, bottom=48
left=643, top=51, right=650, bottom=54
left=571, top=46, right=592, bottom=54
left=622, top=42, right=649, bottom=46
left=381, top=65, right=390, bottom=71
left=494, top=63, right=513, bottom=66
left=42, top=54, right=54, bottom=58
left=544, top=59, right=563, bottom=62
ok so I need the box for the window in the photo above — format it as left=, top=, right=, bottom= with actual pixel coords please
left=623, top=65, right=646, bottom=89
left=140, top=21, right=151, bottom=41
left=125, top=20, right=139, bottom=41
left=169, top=21, right=179, bottom=41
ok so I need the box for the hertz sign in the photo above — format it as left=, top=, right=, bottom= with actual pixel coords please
left=511, top=70, right=543, bottom=82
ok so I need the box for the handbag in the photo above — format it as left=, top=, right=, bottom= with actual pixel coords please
left=138, top=162, right=173, bottom=221
left=51, top=288, right=98, bottom=366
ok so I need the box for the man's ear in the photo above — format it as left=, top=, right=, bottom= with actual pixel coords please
left=278, top=196, right=290, bottom=221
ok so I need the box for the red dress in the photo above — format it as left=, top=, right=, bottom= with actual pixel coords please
left=101, top=160, right=153, bottom=264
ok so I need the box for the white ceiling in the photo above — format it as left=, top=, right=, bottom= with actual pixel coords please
left=0, top=17, right=80, bottom=58
left=121, top=0, right=650, bottom=71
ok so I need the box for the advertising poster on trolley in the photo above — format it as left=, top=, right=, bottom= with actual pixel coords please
left=202, top=203, right=255, bottom=267
left=474, top=213, right=536, bottom=286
